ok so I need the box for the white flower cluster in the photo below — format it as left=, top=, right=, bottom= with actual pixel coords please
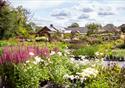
left=50, top=51, right=63, bottom=56
left=57, top=52, right=62, bottom=56
left=64, top=68, right=98, bottom=83
left=95, top=52, right=103, bottom=56
left=26, top=56, right=44, bottom=65
left=64, top=49, right=70, bottom=55
left=76, top=68, right=98, bottom=80
left=50, top=51, right=56, bottom=56
left=33, top=56, right=44, bottom=65
left=70, top=57, right=90, bottom=65
left=63, top=74, right=79, bottom=81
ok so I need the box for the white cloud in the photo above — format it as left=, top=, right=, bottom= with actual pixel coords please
left=51, top=8, right=71, bottom=19
left=10, top=0, right=65, bottom=10
left=52, top=1, right=125, bottom=26
left=78, top=14, right=89, bottom=19
left=10, top=0, right=125, bottom=27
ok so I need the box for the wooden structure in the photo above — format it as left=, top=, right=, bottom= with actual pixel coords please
left=36, top=26, right=52, bottom=42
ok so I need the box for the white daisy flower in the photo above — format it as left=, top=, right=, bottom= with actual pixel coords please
left=34, top=56, right=44, bottom=64
left=50, top=51, right=55, bottom=56
left=57, top=52, right=62, bottom=56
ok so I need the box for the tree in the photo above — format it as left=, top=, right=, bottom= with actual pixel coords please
left=35, top=26, right=43, bottom=33
left=0, top=1, right=32, bottom=39
left=86, top=23, right=101, bottom=35
left=0, top=3, right=17, bottom=39
left=120, top=24, right=125, bottom=33
left=120, top=24, right=125, bottom=44
left=68, top=23, right=79, bottom=28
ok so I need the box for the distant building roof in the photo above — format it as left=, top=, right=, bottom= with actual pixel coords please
left=37, top=24, right=67, bottom=34
left=102, top=24, right=120, bottom=32
left=64, top=27, right=88, bottom=33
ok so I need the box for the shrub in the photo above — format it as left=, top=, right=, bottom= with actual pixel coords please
left=48, top=55, right=71, bottom=85
left=73, top=45, right=99, bottom=58
left=116, top=44, right=125, bottom=49
left=0, top=62, right=42, bottom=88
left=0, top=41, right=17, bottom=47
left=0, top=45, right=51, bottom=88
left=111, top=49, right=125, bottom=57
left=68, top=43, right=86, bottom=49
left=85, top=65, right=125, bottom=88
left=0, top=48, right=2, bottom=56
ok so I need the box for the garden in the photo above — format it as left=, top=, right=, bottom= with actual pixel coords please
left=0, top=37, right=125, bottom=88
left=1, top=0, right=125, bottom=88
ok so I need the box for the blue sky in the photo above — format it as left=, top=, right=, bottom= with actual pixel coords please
left=10, top=0, right=125, bottom=27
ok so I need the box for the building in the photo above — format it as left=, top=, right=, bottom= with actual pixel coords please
left=36, top=24, right=65, bottom=41
left=64, top=27, right=88, bottom=34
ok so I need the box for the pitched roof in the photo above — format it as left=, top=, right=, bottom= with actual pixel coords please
left=103, top=24, right=120, bottom=32
left=65, top=27, right=88, bottom=33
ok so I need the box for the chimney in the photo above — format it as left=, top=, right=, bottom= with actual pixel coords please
left=50, top=24, right=56, bottom=29
left=50, top=24, right=54, bottom=27
left=50, top=24, right=59, bottom=32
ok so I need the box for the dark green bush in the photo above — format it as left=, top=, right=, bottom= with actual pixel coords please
left=116, top=44, right=125, bottom=49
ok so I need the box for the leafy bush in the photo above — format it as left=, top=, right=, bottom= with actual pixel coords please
left=73, top=45, right=99, bottom=57
left=0, top=61, right=42, bottom=88
left=0, top=48, right=2, bottom=56
left=68, top=43, right=86, bottom=49
left=85, top=65, right=125, bottom=88
left=0, top=41, right=17, bottom=47
left=63, top=33, right=71, bottom=39
left=105, top=49, right=125, bottom=61
left=0, top=45, right=51, bottom=87
left=48, top=55, right=71, bottom=85
left=116, top=44, right=125, bottom=49
left=111, top=49, right=125, bottom=57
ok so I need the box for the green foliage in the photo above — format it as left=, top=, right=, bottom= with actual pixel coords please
left=0, top=40, right=17, bottom=47
left=110, top=49, right=125, bottom=57
left=117, top=44, right=125, bottom=49
left=48, top=55, right=71, bottom=84
left=0, top=41, right=9, bottom=47
left=0, top=4, right=32, bottom=39
left=14, top=63, right=41, bottom=88
left=68, top=43, right=86, bottom=49
left=0, top=48, right=2, bottom=56
left=0, top=62, right=42, bottom=88
left=120, top=24, right=125, bottom=33
left=73, top=45, right=99, bottom=57
left=0, top=5, right=17, bottom=39
left=46, top=42, right=68, bottom=51
left=85, top=66, right=125, bottom=88
left=86, top=23, right=101, bottom=35
left=63, top=33, right=71, bottom=39
left=68, top=23, right=79, bottom=28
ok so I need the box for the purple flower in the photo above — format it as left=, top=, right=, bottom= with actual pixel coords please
left=0, top=45, right=50, bottom=64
